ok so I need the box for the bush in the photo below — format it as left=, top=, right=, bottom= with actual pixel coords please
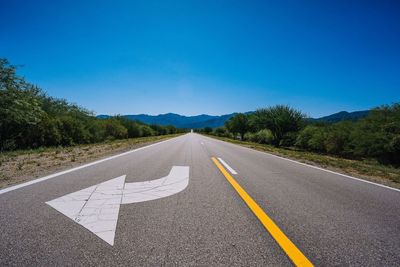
left=116, top=117, right=142, bottom=138
left=295, top=125, right=326, bottom=151
left=0, top=58, right=178, bottom=151
left=251, top=105, right=305, bottom=146
left=203, top=127, right=213, bottom=134
left=245, top=129, right=274, bottom=144
left=214, top=127, right=229, bottom=137
left=350, top=104, right=400, bottom=164
left=140, top=125, right=155, bottom=137
left=104, top=119, right=128, bottom=140
left=279, top=132, right=297, bottom=147
left=324, top=122, right=353, bottom=155
left=225, top=113, right=250, bottom=140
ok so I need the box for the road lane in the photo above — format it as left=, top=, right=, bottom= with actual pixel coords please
left=0, top=134, right=291, bottom=266
left=1, top=133, right=399, bottom=266
left=201, top=134, right=400, bottom=266
left=212, top=157, right=313, bottom=267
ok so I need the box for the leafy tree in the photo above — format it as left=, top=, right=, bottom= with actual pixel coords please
left=350, top=104, right=400, bottom=164
left=0, top=58, right=179, bottom=151
left=0, top=60, right=45, bottom=149
left=324, top=121, right=353, bottom=155
left=116, top=117, right=142, bottom=138
left=103, top=119, right=128, bottom=140
left=140, top=125, right=155, bottom=137
left=225, top=113, right=249, bottom=140
left=295, top=125, right=326, bottom=151
left=214, top=127, right=228, bottom=136
left=251, top=105, right=305, bottom=146
left=165, top=125, right=177, bottom=134
left=245, top=129, right=274, bottom=144
left=203, top=127, right=213, bottom=134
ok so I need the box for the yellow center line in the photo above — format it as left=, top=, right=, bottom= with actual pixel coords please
left=211, top=157, right=313, bottom=267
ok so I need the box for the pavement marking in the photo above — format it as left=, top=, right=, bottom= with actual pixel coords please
left=0, top=136, right=181, bottom=195
left=46, top=166, right=190, bottom=246
left=211, top=157, right=313, bottom=267
left=204, top=135, right=400, bottom=193
left=217, top=157, right=238, bottom=175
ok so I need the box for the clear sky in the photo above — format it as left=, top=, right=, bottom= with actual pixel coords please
left=1, top=0, right=399, bottom=117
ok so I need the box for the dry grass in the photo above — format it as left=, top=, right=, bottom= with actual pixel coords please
left=207, top=135, right=400, bottom=189
left=0, top=134, right=182, bottom=188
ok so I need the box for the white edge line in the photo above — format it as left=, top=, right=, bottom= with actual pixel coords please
left=217, top=157, right=238, bottom=175
left=201, top=134, right=400, bottom=193
left=0, top=135, right=183, bottom=195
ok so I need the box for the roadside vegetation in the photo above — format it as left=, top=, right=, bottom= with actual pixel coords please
left=0, top=134, right=182, bottom=188
left=198, top=104, right=400, bottom=187
left=0, top=58, right=187, bottom=152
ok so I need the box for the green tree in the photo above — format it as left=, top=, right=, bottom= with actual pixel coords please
left=324, top=121, right=353, bottom=155
left=225, top=113, right=249, bottom=140
left=245, top=129, right=274, bottom=144
left=203, top=127, right=213, bottom=134
left=251, top=105, right=305, bottom=146
left=140, top=125, right=155, bottom=137
left=295, top=125, right=326, bottom=151
left=0, top=60, right=45, bottom=149
left=115, top=117, right=142, bottom=138
left=214, top=127, right=228, bottom=136
left=350, top=104, right=400, bottom=164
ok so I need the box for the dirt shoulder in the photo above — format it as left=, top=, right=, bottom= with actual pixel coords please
left=0, top=134, right=183, bottom=189
left=206, top=135, right=400, bottom=190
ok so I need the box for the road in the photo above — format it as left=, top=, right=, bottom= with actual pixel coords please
left=0, top=133, right=399, bottom=266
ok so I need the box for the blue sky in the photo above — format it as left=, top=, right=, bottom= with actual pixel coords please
left=1, top=0, right=399, bottom=117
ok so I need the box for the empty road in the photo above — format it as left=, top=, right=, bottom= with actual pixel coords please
left=0, top=133, right=399, bottom=266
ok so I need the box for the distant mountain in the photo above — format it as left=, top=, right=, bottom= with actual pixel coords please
left=97, top=110, right=369, bottom=128
left=97, top=113, right=236, bottom=129
left=313, top=110, right=369, bottom=123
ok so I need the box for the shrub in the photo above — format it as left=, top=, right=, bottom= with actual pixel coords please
left=140, top=125, right=155, bottom=137
left=245, top=129, right=274, bottom=144
left=251, top=105, right=305, bottom=146
left=203, top=127, right=213, bottom=134
left=225, top=113, right=250, bottom=140
left=214, top=127, right=229, bottom=137
left=324, top=121, right=354, bottom=155
left=295, top=125, right=326, bottom=151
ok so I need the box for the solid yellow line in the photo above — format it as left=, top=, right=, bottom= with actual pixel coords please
left=211, top=157, right=313, bottom=267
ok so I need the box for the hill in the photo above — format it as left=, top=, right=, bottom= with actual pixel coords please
left=97, top=110, right=369, bottom=128
left=97, top=113, right=236, bottom=129
left=313, top=110, right=369, bottom=123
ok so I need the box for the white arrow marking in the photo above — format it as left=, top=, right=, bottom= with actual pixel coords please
left=46, top=166, right=189, bottom=246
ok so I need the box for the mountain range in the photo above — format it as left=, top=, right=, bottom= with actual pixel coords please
left=97, top=110, right=369, bottom=129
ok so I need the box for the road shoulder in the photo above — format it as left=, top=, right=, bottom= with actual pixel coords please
left=0, top=134, right=183, bottom=189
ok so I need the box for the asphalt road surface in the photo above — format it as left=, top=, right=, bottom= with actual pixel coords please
left=1, top=133, right=399, bottom=266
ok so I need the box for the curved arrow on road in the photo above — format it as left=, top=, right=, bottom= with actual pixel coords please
left=46, top=166, right=190, bottom=246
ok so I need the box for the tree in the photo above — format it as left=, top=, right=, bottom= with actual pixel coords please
left=115, top=117, right=142, bottom=138
left=324, top=121, right=353, bottom=155
left=225, top=113, right=249, bottom=140
left=203, top=127, right=213, bottom=134
left=295, top=125, right=326, bottom=151
left=140, top=125, right=155, bottom=137
left=214, top=127, right=228, bottom=136
left=0, top=59, right=45, bottom=149
left=350, top=104, right=400, bottom=164
left=245, top=129, right=274, bottom=144
left=251, top=105, right=305, bottom=146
